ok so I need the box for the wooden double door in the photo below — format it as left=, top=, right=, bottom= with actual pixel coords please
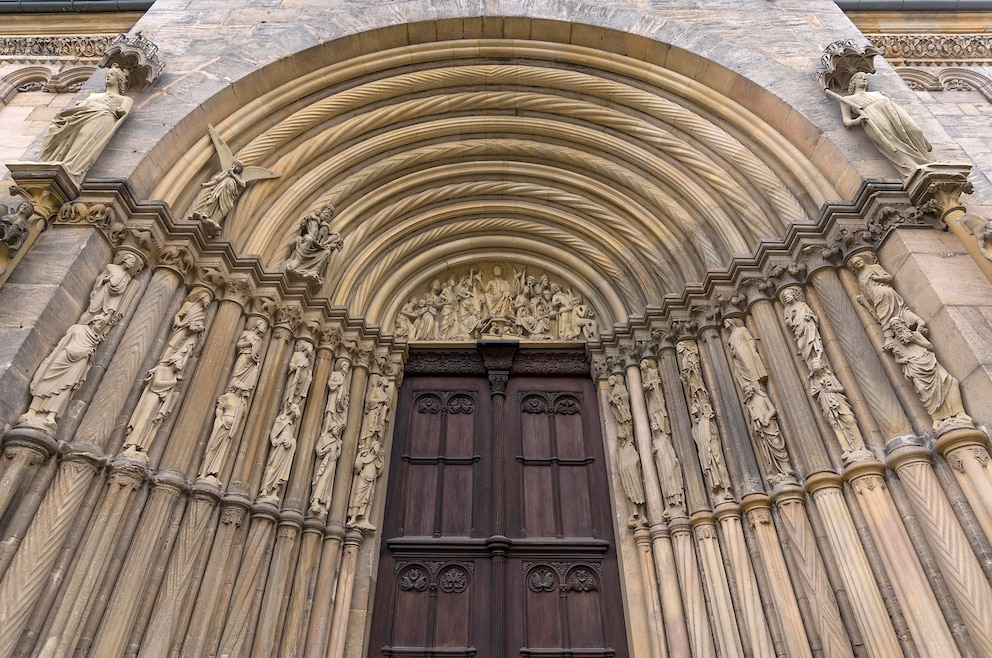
left=370, top=347, right=628, bottom=657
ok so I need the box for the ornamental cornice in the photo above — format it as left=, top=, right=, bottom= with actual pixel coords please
left=868, top=33, right=992, bottom=66
left=0, top=36, right=111, bottom=61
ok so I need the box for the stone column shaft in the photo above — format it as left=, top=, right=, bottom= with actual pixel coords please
left=804, top=473, right=900, bottom=657
left=304, top=359, right=370, bottom=658
left=625, top=362, right=690, bottom=656
left=669, top=519, right=716, bottom=658
left=713, top=502, right=775, bottom=658
left=938, top=430, right=992, bottom=542
left=633, top=527, right=668, bottom=658
left=0, top=447, right=105, bottom=654
left=0, top=456, right=57, bottom=581
left=844, top=461, right=960, bottom=657
left=280, top=522, right=324, bottom=657
left=771, top=487, right=853, bottom=658
left=326, top=529, right=363, bottom=658
left=887, top=442, right=992, bottom=655
left=692, top=513, right=746, bottom=658
left=87, top=472, right=186, bottom=657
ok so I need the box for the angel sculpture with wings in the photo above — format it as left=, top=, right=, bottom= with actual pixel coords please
left=188, top=125, right=281, bottom=237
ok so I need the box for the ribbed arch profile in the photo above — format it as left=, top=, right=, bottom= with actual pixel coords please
left=149, top=26, right=842, bottom=329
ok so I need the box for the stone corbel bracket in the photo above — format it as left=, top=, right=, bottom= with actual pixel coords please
left=98, top=33, right=164, bottom=92
left=7, top=162, right=80, bottom=224
left=904, top=162, right=974, bottom=226
left=817, top=39, right=883, bottom=92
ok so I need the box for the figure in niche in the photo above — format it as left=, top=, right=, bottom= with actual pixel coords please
left=187, top=125, right=281, bottom=237
left=258, top=402, right=302, bottom=502
left=347, top=374, right=392, bottom=530
left=0, top=201, right=36, bottom=252
left=779, top=286, right=824, bottom=365
left=848, top=252, right=927, bottom=337
left=310, top=361, right=351, bottom=517
left=198, top=391, right=245, bottom=481
left=20, top=316, right=107, bottom=430
left=608, top=374, right=647, bottom=528
left=284, top=205, right=342, bottom=286
left=38, top=64, right=133, bottom=181
left=641, top=360, right=685, bottom=514
left=229, top=318, right=268, bottom=396
left=81, top=251, right=140, bottom=325
left=884, top=318, right=971, bottom=433
left=808, top=357, right=865, bottom=455
left=828, top=71, right=932, bottom=179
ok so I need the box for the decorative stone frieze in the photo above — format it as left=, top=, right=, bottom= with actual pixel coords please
left=869, top=33, right=992, bottom=66
left=0, top=36, right=112, bottom=60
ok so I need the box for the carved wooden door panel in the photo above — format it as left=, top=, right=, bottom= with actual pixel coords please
left=370, top=348, right=628, bottom=658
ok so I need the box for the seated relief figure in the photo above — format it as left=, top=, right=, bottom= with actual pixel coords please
left=828, top=71, right=932, bottom=179
left=284, top=205, right=343, bottom=286
left=38, top=64, right=133, bottom=181
left=188, top=125, right=281, bottom=237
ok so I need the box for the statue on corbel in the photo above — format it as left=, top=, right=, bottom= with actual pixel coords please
left=284, top=204, right=342, bottom=287
left=848, top=252, right=973, bottom=434
left=346, top=373, right=392, bottom=532
left=17, top=249, right=143, bottom=434
left=186, top=125, right=281, bottom=238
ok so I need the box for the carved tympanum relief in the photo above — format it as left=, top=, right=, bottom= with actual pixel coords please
left=121, top=289, right=212, bottom=457
left=676, top=340, right=733, bottom=501
left=848, top=252, right=972, bottom=434
left=37, top=64, right=133, bottom=182
left=393, top=265, right=598, bottom=342
left=197, top=317, right=268, bottom=482
left=18, top=250, right=143, bottom=433
left=309, top=358, right=351, bottom=518
left=347, top=373, right=393, bottom=531
left=827, top=71, right=933, bottom=179
left=259, top=340, right=315, bottom=503
left=187, top=125, right=281, bottom=237
left=607, top=373, right=647, bottom=528
left=284, top=204, right=342, bottom=287
left=639, top=359, right=686, bottom=517
left=723, top=318, right=795, bottom=483
left=779, top=285, right=869, bottom=460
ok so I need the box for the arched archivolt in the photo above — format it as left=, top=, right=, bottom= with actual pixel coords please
left=144, top=21, right=845, bottom=328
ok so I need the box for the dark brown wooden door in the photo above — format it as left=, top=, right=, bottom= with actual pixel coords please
left=370, top=347, right=628, bottom=658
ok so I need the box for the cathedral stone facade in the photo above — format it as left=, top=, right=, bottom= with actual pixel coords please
left=3, top=1, right=992, bottom=656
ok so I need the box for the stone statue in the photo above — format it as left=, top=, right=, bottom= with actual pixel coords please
left=678, top=340, right=732, bottom=498
left=188, top=124, right=281, bottom=237
left=309, top=360, right=351, bottom=517
left=20, top=316, right=107, bottom=430
left=38, top=64, right=133, bottom=181
left=884, top=318, right=972, bottom=433
left=122, top=291, right=210, bottom=456
left=848, top=251, right=927, bottom=337
left=229, top=318, right=268, bottom=396
left=284, top=205, right=343, bottom=286
left=828, top=71, right=932, bottom=179
left=161, top=289, right=211, bottom=363
left=608, top=374, right=647, bottom=528
left=283, top=341, right=314, bottom=406
left=724, top=318, right=794, bottom=481
left=641, top=360, right=685, bottom=514
left=779, top=286, right=824, bottom=365
left=198, top=391, right=245, bottom=481
left=0, top=201, right=36, bottom=252
left=259, top=402, right=303, bottom=502
left=347, top=374, right=392, bottom=530
left=484, top=265, right=514, bottom=319
left=81, top=251, right=140, bottom=325
left=808, top=357, right=865, bottom=455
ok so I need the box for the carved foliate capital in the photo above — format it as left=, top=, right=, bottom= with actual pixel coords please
left=297, top=317, right=321, bottom=343
left=817, top=39, right=883, bottom=92
left=356, top=346, right=376, bottom=369
left=98, top=33, right=164, bottom=92
left=319, top=325, right=342, bottom=350
left=591, top=356, right=608, bottom=381
left=250, top=292, right=277, bottom=317
left=221, top=277, right=254, bottom=307
left=274, top=304, right=303, bottom=332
